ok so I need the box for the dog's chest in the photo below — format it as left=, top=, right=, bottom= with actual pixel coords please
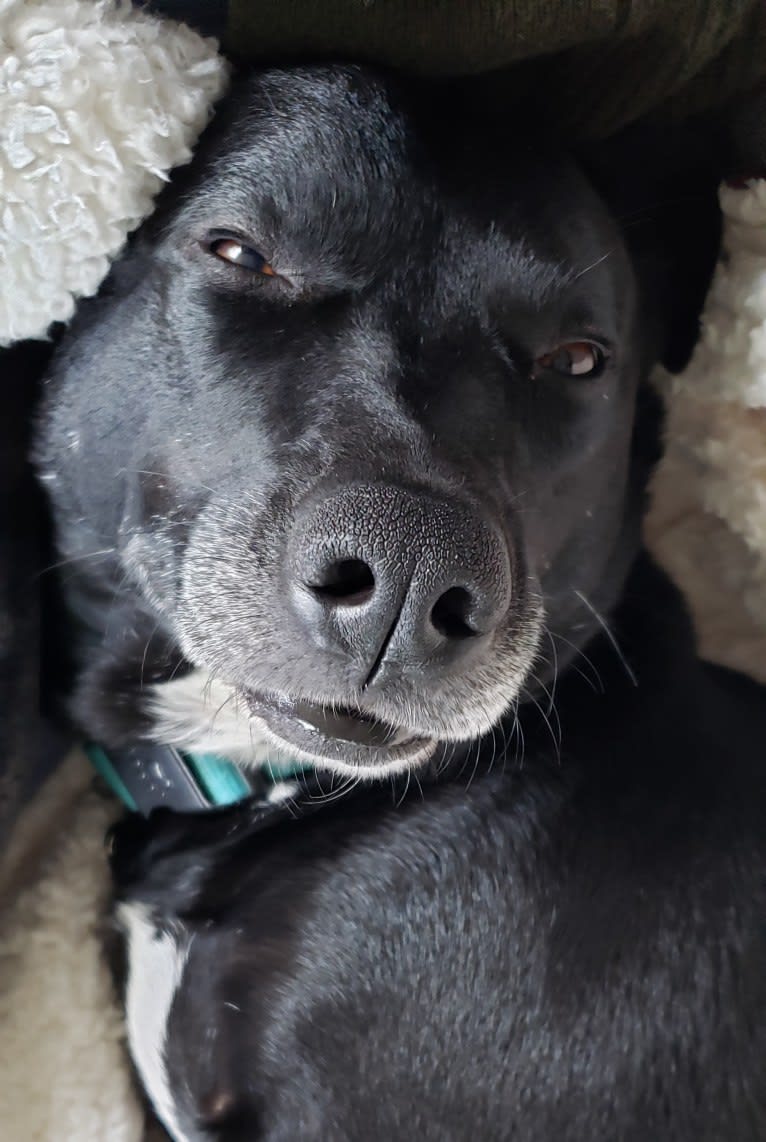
left=118, top=903, right=189, bottom=1141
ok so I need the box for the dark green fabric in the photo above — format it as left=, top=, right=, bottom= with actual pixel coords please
left=221, top=0, right=766, bottom=147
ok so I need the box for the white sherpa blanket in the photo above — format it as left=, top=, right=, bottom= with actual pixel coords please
left=0, top=0, right=228, bottom=345
left=0, top=751, right=143, bottom=1141
left=0, top=2, right=764, bottom=1140
left=646, top=180, right=766, bottom=682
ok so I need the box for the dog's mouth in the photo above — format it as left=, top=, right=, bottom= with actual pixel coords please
left=242, top=690, right=436, bottom=773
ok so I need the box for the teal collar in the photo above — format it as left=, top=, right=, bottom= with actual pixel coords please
left=86, top=741, right=305, bottom=815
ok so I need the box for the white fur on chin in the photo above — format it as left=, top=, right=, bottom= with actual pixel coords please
left=147, top=668, right=437, bottom=779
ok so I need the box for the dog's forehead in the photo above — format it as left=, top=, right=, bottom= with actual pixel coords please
left=176, top=67, right=613, bottom=271
left=177, top=68, right=413, bottom=239
left=154, top=65, right=630, bottom=339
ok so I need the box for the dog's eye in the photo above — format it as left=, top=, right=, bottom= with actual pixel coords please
left=207, top=234, right=276, bottom=276
left=536, top=341, right=605, bottom=378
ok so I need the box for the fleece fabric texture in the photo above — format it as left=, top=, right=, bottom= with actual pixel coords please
left=0, top=0, right=228, bottom=345
left=0, top=2, right=765, bottom=1140
left=645, top=179, right=766, bottom=681
left=0, top=751, right=145, bottom=1142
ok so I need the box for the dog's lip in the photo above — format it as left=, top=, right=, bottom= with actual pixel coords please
left=242, top=689, right=434, bottom=767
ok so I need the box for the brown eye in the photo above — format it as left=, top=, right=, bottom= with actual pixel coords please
left=536, top=341, right=605, bottom=378
left=207, top=233, right=276, bottom=276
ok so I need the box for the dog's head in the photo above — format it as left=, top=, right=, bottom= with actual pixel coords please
left=36, top=65, right=709, bottom=775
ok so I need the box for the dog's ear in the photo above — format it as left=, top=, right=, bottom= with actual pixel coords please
left=109, top=803, right=256, bottom=917
left=580, top=115, right=729, bottom=373
left=109, top=809, right=215, bottom=915
left=109, top=794, right=298, bottom=920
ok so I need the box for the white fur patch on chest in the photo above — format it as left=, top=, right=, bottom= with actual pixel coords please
left=118, top=902, right=189, bottom=1141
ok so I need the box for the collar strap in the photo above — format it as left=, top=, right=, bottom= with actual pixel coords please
left=86, top=741, right=304, bottom=815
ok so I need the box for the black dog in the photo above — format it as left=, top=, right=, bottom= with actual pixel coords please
left=36, top=65, right=674, bottom=777
left=36, top=66, right=764, bottom=1139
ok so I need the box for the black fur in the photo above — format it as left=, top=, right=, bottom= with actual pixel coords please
left=34, top=65, right=698, bottom=770
left=111, top=557, right=766, bottom=1141
left=35, top=64, right=764, bottom=1140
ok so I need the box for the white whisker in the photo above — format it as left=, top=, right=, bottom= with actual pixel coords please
left=574, top=589, right=638, bottom=687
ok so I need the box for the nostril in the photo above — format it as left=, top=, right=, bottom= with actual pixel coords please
left=430, top=586, right=478, bottom=641
left=309, top=558, right=376, bottom=606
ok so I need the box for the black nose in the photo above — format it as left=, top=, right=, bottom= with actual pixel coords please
left=287, top=484, right=512, bottom=686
